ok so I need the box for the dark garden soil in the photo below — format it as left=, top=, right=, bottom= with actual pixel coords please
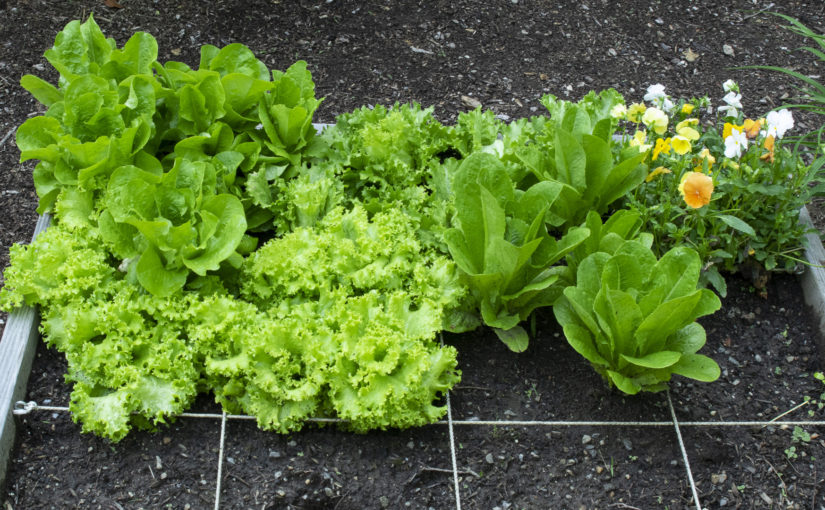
left=2, top=0, right=825, bottom=508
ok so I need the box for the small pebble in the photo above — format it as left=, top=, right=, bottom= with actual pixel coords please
left=711, top=472, right=727, bottom=485
left=485, top=453, right=494, bottom=464
left=722, top=44, right=735, bottom=56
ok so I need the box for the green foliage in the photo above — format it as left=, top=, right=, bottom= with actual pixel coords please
left=564, top=209, right=653, bottom=282
left=22, top=15, right=825, bottom=440
left=554, top=241, right=721, bottom=394
left=444, top=153, right=588, bottom=351
left=522, top=91, right=648, bottom=229
left=99, top=159, right=247, bottom=296
left=0, top=224, right=203, bottom=440
left=3, top=17, right=464, bottom=440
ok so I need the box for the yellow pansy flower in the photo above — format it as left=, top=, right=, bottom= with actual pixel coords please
left=742, top=118, right=764, bottom=139
left=671, top=135, right=691, bottom=155
left=652, top=137, right=671, bottom=161
left=681, top=104, right=695, bottom=114
left=693, top=147, right=716, bottom=172
left=642, top=107, right=669, bottom=135
left=627, top=103, right=647, bottom=123
left=722, top=122, right=742, bottom=140
left=645, top=166, right=672, bottom=182
left=675, top=118, right=700, bottom=141
left=629, top=130, right=651, bottom=153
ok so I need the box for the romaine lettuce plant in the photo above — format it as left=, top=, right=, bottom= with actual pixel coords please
left=444, top=152, right=589, bottom=352
left=554, top=241, right=721, bottom=394
left=517, top=95, right=648, bottom=230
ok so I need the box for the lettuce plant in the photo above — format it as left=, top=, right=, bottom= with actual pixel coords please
left=517, top=95, right=648, bottom=230
left=99, top=158, right=247, bottom=297
left=554, top=241, right=721, bottom=394
left=444, top=152, right=589, bottom=352
left=564, top=209, right=653, bottom=282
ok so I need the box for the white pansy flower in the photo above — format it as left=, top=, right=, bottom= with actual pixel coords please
left=722, top=79, right=739, bottom=93
left=765, top=109, right=794, bottom=139
left=643, top=84, right=676, bottom=112
left=644, top=84, right=667, bottom=102
left=724, top=128, right=748, bottom=158
left=718, top=91, right=742, bottom=118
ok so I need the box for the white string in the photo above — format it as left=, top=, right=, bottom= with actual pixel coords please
left=668, top=391, right=702, bottom=510
left=440, top=334, right=462, bottom=510
left=13, top=401, right=825, bottom=428
left=214, top=411, right=227, bottom=510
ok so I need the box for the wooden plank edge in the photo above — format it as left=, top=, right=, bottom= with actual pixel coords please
left=798, top=206, right=825, bottom=365
left=0, top=213, right=51, bottom=491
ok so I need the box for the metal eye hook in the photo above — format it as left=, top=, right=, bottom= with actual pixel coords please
left=12, top=401, right=37, bottom=415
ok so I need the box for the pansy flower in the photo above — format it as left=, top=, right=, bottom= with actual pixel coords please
left=627, top=103, right=647, bottom=123
left=652, top=137, right=672, bottom=161
left=675, top=118, right=700, bottom=141
left=742, top=118, right=764, bottom=138
left=678, top=171, right=714, bottom=209
left=724, top=127, right=747, bottom=159
left=718, top=91, right=743, bottom=118
left=764, top=109, right=794, bottom=139
left=671, top=135, right=691, bottom=155
left=645, top=166, right=672, bottom=182
left=642, top=107, right=668, bottom=134
left=693, top=148, right=716, bottom=172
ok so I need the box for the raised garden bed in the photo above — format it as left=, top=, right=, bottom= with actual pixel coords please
left=2, top=1, right=825, bottom=509
left=0, top=208, right=823, bottom=508
left=2, top=256, right=824, bottom=508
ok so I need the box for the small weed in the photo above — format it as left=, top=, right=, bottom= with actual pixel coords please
left=785, top=425, right=812, bottom=459
left=524, top=382, right=540, bottom=402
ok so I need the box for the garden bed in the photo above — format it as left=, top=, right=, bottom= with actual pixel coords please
left=2, top=1, right=825, bottom=509
left=2, top=268, right=824, bottom=509
left=2, top=206, right=824, bottom=508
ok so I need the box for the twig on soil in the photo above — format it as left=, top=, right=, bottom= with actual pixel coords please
left=332, top=490, right=351, bottom=510
left=762, top=455, right=790, bottom=494
left=228, top=473, right=251, bottom=487
left=608, top=504, right=642, bottom=510
left=406, top=465, right=479, bottom=484
left=768, top=400, right=811, bottom=423
left=740, top=3, right=776, bottom=22
left=0, top=127, right=15, bottom=148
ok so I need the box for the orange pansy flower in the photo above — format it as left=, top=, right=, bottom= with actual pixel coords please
left=678, top=171, right=714, bottom=209
left=742, top=118, right=764, bottom=138
left=760, top=134, right=776, bottom=163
